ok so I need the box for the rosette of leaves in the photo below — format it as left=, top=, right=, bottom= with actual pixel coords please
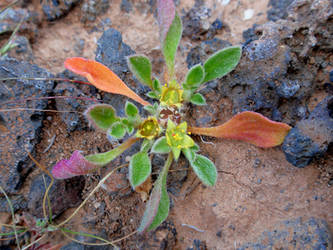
left=51, top=0, right=291, bottom=233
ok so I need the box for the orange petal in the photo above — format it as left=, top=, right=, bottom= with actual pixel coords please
left=64, top=57, right=150, bottom=106
left=188, top=111, right=292, bottom=148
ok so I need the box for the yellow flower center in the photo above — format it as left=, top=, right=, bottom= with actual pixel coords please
left=137, top=117, right=160, bottom=140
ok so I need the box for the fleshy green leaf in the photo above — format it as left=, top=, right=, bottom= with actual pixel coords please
left=128, top=55, right=153, bottom=88
left=171, top=147, right=181, bottom=161
left=121, top=119, right=135, bottom=135
left=148, top=185, right=169, bottom=231
left=146, top=91, right=159, bottom=99
left=184, top=64, right=204, bottom=88
left=141, top=139, right=154, bottom=152
left=151, top=137, right=171, bottom=154
left=182, top=148, right=196, bottom=162
left=190, top=143, right=200, bottom=152
left=85, top=104, right=118, bottom=131
left=152, top=78, right=162, bottom=94
left=190, top=93, right=206, bottom=106
left=138, top=154, right=172, bottom=232
left=127, top=124, right=134, bottom=135
left=85, top=138, right=139, bottom=166
left=191, top=154, right=217, bottom=186
left=203, top=46, right=242, bottom=83
left=162, top=14, right=182, bottom=78
left=125, top=101, right=139, bottom=118
left=144, top=103, right=158, bottom=115
left=188, top=111, right=292, bottom=148
left=109, top=122, right=126, bottom=139
left=129, top=152, right=152, bottom=189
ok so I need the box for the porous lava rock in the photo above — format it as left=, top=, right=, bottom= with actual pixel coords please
left=182, top=1, right=223, bottom=41
left=238, top=217, right=332, bottom=249
left=28, top=174, right=84, bottom=218
left=81, top=0, right=110, bottom=22
left=282, top=96, right=333, bottom=167
left=0, top=7, right=40, bottom=38
left=42, top=0, right=80, bottom=21
left=0, top=58, right=53, bottom=194
left=186, top=0, right=331, bottom=127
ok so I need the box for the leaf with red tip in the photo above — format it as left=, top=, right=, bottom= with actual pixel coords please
left=189, top=111, right=292, bottom=148
left=51, top=151, right=97, bottom=179
left=138, top=153, right=172, bottom=233
left=52, top=138, right=139, bottom=179
left=157, top=0, right=175, bottom=42
left=64, top=57, right=150, bottom=106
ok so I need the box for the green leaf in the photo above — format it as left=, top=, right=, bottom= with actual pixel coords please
left=190, top=93, right=206, bottom=105
left=148, top=185, right=169, bottom=231
left=108, top=122, right=126, bottom=139
left=151, top=137, right=171, bottom=154
left=185, top=64, right=204, bottom=88
left=182, top=148, right=196, bottom=162
left=141, top=139, right=154, bottom=152
left=190, top=154, right=217, bottom=186
left=128, top=55, right=152, bottom=87
left=144, top=104, right=158, bottom=115
left=203, top=46, right=242, bottom=83
left=190, top=143, right=200, bottom=152
left=162, top=14, right=182, bottom=78
left=121, top=119, right=135, bottom=135
left=171, top=147, right=181, bottom=161
left=85, top=138, right=138, bottom=166
left=182, top=89, right=192, bottom=101
left=146, top=91, right=159, bottom=99
left=152, top=78, right=162, bottom=94
left=125, top=101, right=139, bottom=118
left=85, top=104, right=118, bottom=131
left=138, top=154, right=172, bottom=232
left=127, top=124, right=134, bottom=135
left=129, top=152, right=152, bottom=189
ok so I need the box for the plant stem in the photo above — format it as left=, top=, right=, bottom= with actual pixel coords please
left=61, top=228, right=118, bottom=248
left=85, top=137, right=140, bottom=166
left=21, top=234, right=46, bottom=250
left=28, top=152, right=54, bottom=221
left=0, top=185, right=20, bottom=249
left=163, top=152, right=174, bottom=177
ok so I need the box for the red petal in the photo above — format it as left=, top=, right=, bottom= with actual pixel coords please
left=64, top=57, right=150, bottom=106
left=188, top=111, right=292, bottom=148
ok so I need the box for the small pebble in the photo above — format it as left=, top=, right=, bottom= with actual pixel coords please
left=253, top=158, right=261, bottom=168
left=220, top=0, right=230, bottom=5
left=243, top=9, right=254, bottom=20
